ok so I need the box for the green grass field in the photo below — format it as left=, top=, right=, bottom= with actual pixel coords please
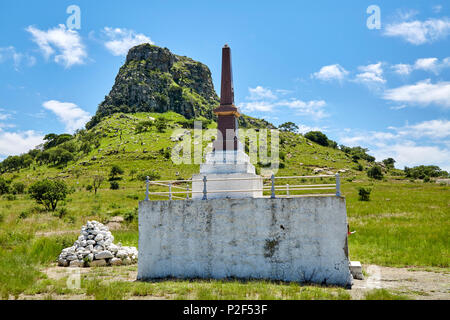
left=0, top=112, right=448, bottom=300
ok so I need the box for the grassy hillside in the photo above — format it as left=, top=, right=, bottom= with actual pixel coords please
left=0, top=111, right=448, bottom=299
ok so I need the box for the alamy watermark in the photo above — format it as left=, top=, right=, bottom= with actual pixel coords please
left=170, top=121, right=280, bottom=175
left=66, top=5, right=81, bottom=30
left=366, top=5, right=381, bottom=30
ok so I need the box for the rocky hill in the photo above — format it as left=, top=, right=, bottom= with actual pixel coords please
left=86, top=44, right=219, bottom=129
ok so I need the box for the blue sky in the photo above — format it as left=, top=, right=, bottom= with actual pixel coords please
left=0, top=0, right=449, bottom=170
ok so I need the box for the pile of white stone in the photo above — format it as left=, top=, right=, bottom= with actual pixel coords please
left=58, top=220, right=138, bottom=268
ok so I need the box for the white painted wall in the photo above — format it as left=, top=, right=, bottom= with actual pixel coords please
left=138, top=196, right=352, bottom=287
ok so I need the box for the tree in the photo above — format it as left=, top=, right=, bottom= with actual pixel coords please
left=382, top=158, right=396, bottom=169
left=278, top=122, right=299, bottom=133
left=43, top=133, right=73, bottom=150
left=368, top=166, right=383, bottom=180
left=404, top=165, right=447, bottom=179
left=109, top=165, right=124, bottom=180
left=92, top=175, right=104, bottom=195
left=29, top=179, right=69, bottom=211
left=305, top=131, right=329, bottom=147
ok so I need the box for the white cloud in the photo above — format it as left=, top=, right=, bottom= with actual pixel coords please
left=247, top=86, right=277, bottom=100
left=392, top=63, right=413, bottom=75
left=383, top=79, right=450, bottom=108
left=414, top=57, right=439, bottom=73
left=384, top=18, right=450, bottom=45
left=239, top=101, right=277, bottom=112
left=394, top=119, right=450, bottom=139
left=0, top=130, right=44, bottom=157
left=312, top=64, right=349, bottom=81
left=372, top=143, right=450, bottom=171
left=102, top=27, right=153, bottom=56
left=26, top=24, right=87, bottom=68
left=297, top=124, right=325, bottom=134
left=239, top=87, right=328, bottom=119
left=355, top=62, right=386, bottom=84
left=280, top=99, right=328, bottom=119
left=42, top=100, right=91, bottom=133
left=0, top=46, right=36, bottom=70
left=392, top=56, right=450, bottom=76
left=339, top=120, right=450, bottom=171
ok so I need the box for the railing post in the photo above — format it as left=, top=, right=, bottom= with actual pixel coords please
left=145, top=176, right=149, bottom=201
left=169, top=183, right=172, bottom=200
left=202, top=176, right=207, bottom=200
left=286, top=184, right=289, bottom=197
left=271, top=174, right=276, bottom=199
left=186, top=185, right=190, bottom=200
left=335, top=173, right=341, bottom=197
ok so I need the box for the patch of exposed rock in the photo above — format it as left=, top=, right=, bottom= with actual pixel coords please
left=58, top=221, right=137, bottom=268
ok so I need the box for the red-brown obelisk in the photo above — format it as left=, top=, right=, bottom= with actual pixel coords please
left=213, top=44, right=240, bottom=151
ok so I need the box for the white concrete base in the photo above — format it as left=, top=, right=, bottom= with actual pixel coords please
left=138, top=197, right=352, bottom=287
left=350, top=261, right=364, bottom=280
left=192, top=173, right=263, bottom=199
left=192, top=149, right=262, bottom=199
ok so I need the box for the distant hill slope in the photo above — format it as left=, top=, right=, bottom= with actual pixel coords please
left=1, top=112, right=375, bottom=186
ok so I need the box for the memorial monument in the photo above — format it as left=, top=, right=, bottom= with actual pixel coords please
left=192, top=44, right=262, bottom=199
left=138, top=45, right=353, bottom=287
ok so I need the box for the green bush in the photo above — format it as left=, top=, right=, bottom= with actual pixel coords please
left=137, top=171, right=161, bottom=181
left=109, top=165, right=124, bottom=181
left=367, top=166, right=383, bottom=180
left=358, top=187, right=372, bottom=201
left=0, top=177, right=9, bottom=195
left=5, top=194, right=16, bottom=201
left=57, top=207, right=68, bottom=219
left=110, top=181, right=120, bottom=190
left=124, top=208, right=138, bottom=223
left=86, top=184, right=93, bottom=192
left=155, top=118, right=167, bottom=132
left=12, top=182, right=26, bottom=194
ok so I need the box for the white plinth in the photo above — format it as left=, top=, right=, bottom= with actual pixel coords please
left=192, top=149, right=263, bottom=199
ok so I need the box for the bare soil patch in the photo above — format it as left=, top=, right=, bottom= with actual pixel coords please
left=351, top=264, right=450, bottom=300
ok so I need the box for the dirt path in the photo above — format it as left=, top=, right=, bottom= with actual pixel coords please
left=351, top=264, right=450, bottom=300
left=32, top=264, right=450, bottom=300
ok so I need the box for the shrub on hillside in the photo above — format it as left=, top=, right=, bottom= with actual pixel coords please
left=358, top=187, right=372, bottom=201
left=404, top=165, right=448, bottom=179
left=28, top=179, right=69, bottom=211
left=137, top=171, right=161, bottom=181
left=12, top=182, right=26, bottom=195
left=367, top=166, right=383, bottom=180
left=155, top=118, right=167, bottom=132
left=0, top=177, right=9, bottom=195
left=109, top=165, right=124, bottom=181
left=304, top=131, right=338, bottom=148
left=110, top=181, right=120, bottom=190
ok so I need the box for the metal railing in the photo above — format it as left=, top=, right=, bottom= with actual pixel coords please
left=144, top=174, right=341, bottom=201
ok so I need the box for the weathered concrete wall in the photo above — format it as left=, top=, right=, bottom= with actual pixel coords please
left=138, top=197, right=352, bottom=287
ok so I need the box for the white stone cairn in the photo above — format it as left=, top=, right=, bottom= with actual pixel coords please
left=58, top=220, right=138, bottom=268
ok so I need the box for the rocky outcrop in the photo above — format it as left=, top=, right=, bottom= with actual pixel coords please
left=58, top=220, right=137, bottom=267
left=86, top=44, right=219, bottom=129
